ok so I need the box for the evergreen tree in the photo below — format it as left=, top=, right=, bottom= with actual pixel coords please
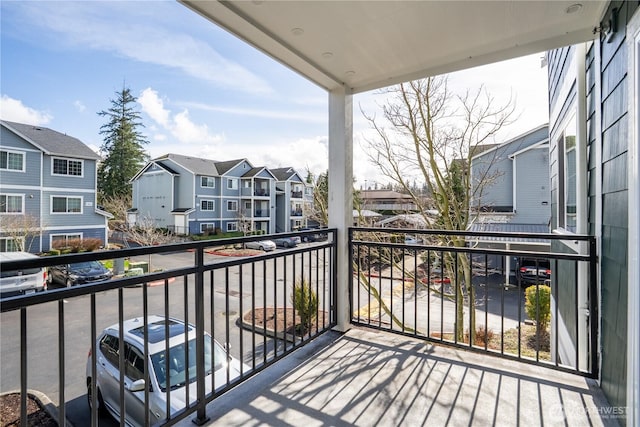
left=97, top=86, right=149, bottom=201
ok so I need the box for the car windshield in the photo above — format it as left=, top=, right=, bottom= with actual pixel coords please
left=70, top=261, right=103, bottom=270
left=150, top=335, right=226, bottom=391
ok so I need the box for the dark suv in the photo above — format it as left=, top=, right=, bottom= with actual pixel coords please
left=516, top=257, right=551, bottom=286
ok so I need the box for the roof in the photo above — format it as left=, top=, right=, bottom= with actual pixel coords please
left=375, top=213, right=434, bottom=228
left=361, top=190, right=414, bottom=201
left=154, top=153, right=219, bottom=176
left=105, top=315, right=195, bottom=353
left=181, top=1, right=606, bottom=94
left=1, top=120, right=100, bottom=160
left=215, top=159, right=247, bottom=175
left=353, top=209, right=382, bottom=218
left=471, top=124, right=549, bottom=162
left=468, top=223, right=551, bottom=244
left=271, top=167, right=303, bottom=182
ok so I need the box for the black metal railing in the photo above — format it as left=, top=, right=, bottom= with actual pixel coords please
left=349, top=227, right=598, bottom=378
left=0, top=230, right=337, bottom=427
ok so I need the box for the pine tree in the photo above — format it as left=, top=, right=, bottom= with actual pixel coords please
left=97, top=86, right=149, bottom=201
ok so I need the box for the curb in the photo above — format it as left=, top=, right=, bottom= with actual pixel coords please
left=0, top=389, right=73, bottom=427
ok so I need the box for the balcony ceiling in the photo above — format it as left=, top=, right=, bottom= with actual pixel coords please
left=180, top=1, right=606, bottom=94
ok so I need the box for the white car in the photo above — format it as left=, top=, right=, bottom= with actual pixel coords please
left=86, top=315, right=249, bottom=427
left=0, top=251, right=47, bottom=298
left=244, top=240, right=276, bottom=251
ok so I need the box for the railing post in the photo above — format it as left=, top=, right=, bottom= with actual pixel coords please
left=589, top=236, right=599, bottom=378
left=193, top=246, right=210, bottom=425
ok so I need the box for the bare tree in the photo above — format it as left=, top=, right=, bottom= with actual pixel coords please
left=127, top=215, right=172, bottom=271
left=0, top=214, right=43, bottom=252
left=99, top=194, right=131, bottom=231
left=362, top=76, right=515, bottom=340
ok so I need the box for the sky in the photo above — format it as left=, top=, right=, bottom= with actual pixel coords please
left=0, top=1, right=549, bottom=187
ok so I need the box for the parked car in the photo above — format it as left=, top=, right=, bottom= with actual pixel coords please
left=299, top=228, right=328, bottom=242
left=48, top=260, right=112, bottom=287
left=244, top=240, right=276, bottom=251
left=86, top=315, right=249, bottom=427
left=0, top=252, right=48, bottom=298
left=273, top=236, right=300, bottom=248
left=404, top=235, right=423, bottom=245
left=516, top=257, right=551, bottom=286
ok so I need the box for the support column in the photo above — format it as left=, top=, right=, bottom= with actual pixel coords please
left=328, top=87, right=353, bottom=332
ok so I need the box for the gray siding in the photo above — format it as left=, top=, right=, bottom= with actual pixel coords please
left=513, top=148, right=550, bottom=224
left=547, top=0, right=638, bottom=414
left=135, top=171, right=174, bottom=228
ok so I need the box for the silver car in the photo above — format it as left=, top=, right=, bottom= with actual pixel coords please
left=0, top=251, right=47, bottom=298
left=244, top=240, right=276, bottom=251
left=86, top=315, right=248, bottom=427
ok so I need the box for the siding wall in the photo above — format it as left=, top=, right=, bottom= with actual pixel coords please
left=548, top=0, right=638, bottom=415
left=513, top=148, right=550, bottom=224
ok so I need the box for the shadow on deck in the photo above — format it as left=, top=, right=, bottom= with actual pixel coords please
left=177, top=327, right=617, bottom=427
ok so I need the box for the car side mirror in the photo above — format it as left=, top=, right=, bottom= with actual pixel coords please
left=128, top=379, right=146, bottom=392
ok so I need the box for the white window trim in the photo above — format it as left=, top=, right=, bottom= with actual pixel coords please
left=200, top=176, right=215, bottom=188
left=201, top=199, right=215, bottom=211
left=200, top=223, right=216, bottom=233
left=50, top=233, right=83, bottom=248
left=50, top=195, right=83, bottom=214
left=226, top=222, right=237, bottom=232
left=0, top=237, right=24, bottom=251
left=227, top=178, right=238, bottom=190
left=226, top=200, right=238, bottom=212
left=51, top=157, right=84, bottom=177
left=0, top=149, right=26, bottom=172
left=0, top=193, right=25, bottom=214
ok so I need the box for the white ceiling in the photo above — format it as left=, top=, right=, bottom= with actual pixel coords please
left=181, top=1, right=607, bottom=94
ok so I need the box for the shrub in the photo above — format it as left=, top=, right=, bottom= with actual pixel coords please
left=290, top=279, right=318, bottom=334
left=525, top=284, right=551, bottom=330
left=466, top=326, right=495, bottom=346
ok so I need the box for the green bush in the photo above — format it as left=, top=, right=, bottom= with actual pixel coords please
left=525, top=285, right=551, bottom=329
left=290, top=279, right=318, bottom=334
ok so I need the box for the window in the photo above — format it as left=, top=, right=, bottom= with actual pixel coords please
left=0, top=238, right=21, bottom=252
left=201, top=176, right=215, bottom=188
left=558, top=114, right=577, bottom=232
left=52, top=196, right=82, bottom=213
left=227, top=178, right=238, bottom=190
left=125, top=345, right=145, bottom=381
left=52, top=158, right=83, bottom=176
left=243, top=180, right=251, bottom=188
left=100, top=334, right=120, bottom=367
left=0, top=194, right=24, bottom=214
left=51, top=234, right=82, bottom=248
left=0, top=150, right=25, bottom=171
left=244, top=201, right=251, bottom=210
left=201, top=200, right=215, bottom=211
left=200, top=223, right=216, bottom=233
left=226, top=222, right=238, bottom=232
left=227, top=200, right=238, bottom=211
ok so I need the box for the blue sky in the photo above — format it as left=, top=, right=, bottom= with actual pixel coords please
left=1, top=1, right=549, bottom=186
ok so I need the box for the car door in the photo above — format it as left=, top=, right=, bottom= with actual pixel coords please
left=97, top=334, right=123, bottom=416
left=122, top=344, right=150, bottom=425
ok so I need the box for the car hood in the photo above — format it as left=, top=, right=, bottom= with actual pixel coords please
left=70, top=266, right=109, bottom=276
left=165, top=359, right=248, bottom=413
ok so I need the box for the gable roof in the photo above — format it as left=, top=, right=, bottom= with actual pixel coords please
left=154, top=153, right=219, bottom=176
left=270, top=167, right=303, bottom=182
left=1, top=120, right=100, bottom=160
left=215, top=158, right=247, bottom=175
left=471, top=124, right=549, bottom=162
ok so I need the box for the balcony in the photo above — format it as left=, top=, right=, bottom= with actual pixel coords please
left=291, top=190, right=303, bottom=199
left=291, top=209, right=303, bottom=217
left=254, top=188, right=270, bottom=197
left=1, top=228, right=613, bottom=427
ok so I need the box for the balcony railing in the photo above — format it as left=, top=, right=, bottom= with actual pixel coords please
left=290, top=191, right=303, bottom=199
left=349, top=227, right=598, bottom=378
left=0, top=231, right=337, bottom=427
left=290, top=209, right=303, bottom=216
left=1, top=227, right=599, bottom=426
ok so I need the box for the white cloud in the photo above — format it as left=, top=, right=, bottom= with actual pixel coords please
left=0, top=95, right=52, bottom=125
left=73, top=100, right=86, bottom=112
left=12, top=2, right=273, bottom=95
left=179, top=101, right=327, bottom=123
left=139, top=87, right=223, bottom=146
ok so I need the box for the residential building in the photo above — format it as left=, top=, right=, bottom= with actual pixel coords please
left=359, top=189, right=417, bottom=214
left=270, top=167, right=306, bottom=232
left=0, top=120, right=111, bottom=253
left=470, top=124, right=550, bottom=225
left=130, top=153, right=282, bottom=235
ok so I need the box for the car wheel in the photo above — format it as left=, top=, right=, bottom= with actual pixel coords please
left=87, top=380, right=106, bottom=415
left=259, top=245, right=266, bottom=251
left=66, top=278, right=74, bottom=288
left=303, top=237, right=309, bottom=243
left=283, top=242, right=289, bottom=248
